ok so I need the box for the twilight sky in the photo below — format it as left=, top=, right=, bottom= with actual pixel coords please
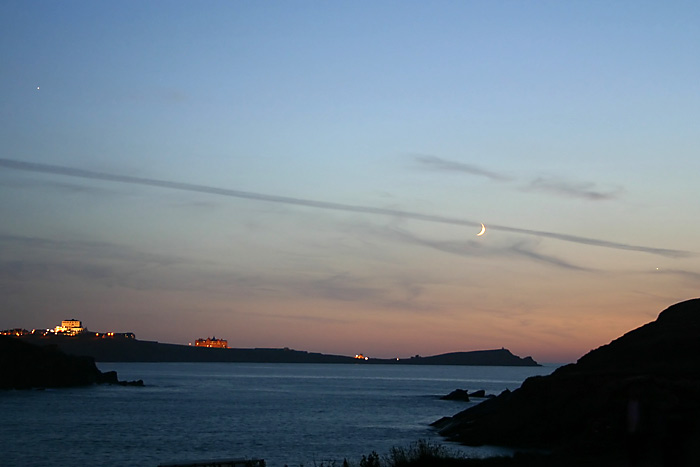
left=1, top=1, right=699, bottom=363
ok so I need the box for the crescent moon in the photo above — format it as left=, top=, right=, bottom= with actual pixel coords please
left=477, top=223, right=486, bottom=236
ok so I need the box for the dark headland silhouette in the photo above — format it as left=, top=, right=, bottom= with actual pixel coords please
left=12, top=333, right=538, bottom=366
left=0, top=336, right=142, bottom=389
left=433, top=298, right=700, bottom=466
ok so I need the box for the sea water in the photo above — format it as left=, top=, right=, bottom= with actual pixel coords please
left=0, top=363, right=555, bottom=467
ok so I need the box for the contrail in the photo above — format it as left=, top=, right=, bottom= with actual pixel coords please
left=0, top=158, right=692, bottom=258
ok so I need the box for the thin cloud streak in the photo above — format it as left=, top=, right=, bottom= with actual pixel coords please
left=486, top=222, right=689, bottom=258
left=388, top=228, right=592, bottom=271
left=413, top=154, right=512, bottom=181
left=508, top=241, right=592, bottom=271
left=413, top=155, right=621, bottom=202
left=0, top=233, right=274, bottom=294
left=656, top=269, right=700, bottom=283
left=0, top=158, right=692, bottom=258
left=525, top=177, right=622, bottom=201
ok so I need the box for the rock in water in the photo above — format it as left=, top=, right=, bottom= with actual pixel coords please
left=441, top=389, right=470, bottom=401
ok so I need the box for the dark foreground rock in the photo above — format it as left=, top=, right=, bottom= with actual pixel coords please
left=433, top=298, right=700, bottom=465
left=0, top=335, right=142, bottom=389
left=442, top=389, right=471, bottom=401
left=441, top=389, right=490, bottom=401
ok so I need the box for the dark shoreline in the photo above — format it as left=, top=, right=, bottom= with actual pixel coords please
left=429, top=298, right=700, bottom=466
left=15, top=334, right=539, bottom=366
left=0, top=335, right=142, bottom=389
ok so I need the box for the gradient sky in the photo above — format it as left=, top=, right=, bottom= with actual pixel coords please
left=2, top=1, right=699, bottom=363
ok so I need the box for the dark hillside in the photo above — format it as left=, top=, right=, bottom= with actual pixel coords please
left=434, top=299, right=700, bottom=465
left=405, top=349, right=538, bottom=366
left=17, top=334, right=359, bottom=363
left=16, top=334, right=539, bottom=365
left=0, top=335, right=118, bottom=389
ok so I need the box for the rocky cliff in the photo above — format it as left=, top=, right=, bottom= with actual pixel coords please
left=0, top=335, right=129, bottom=389
left=433, top=299, right=700, bottom=465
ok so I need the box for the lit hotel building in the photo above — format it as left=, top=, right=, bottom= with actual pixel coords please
left=195, top=337, right=228, bottom=348
left=54, top=319, right=85, bottom=335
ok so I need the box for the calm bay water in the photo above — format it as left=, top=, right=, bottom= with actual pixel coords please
left=0, top=363, right=555, bottom=467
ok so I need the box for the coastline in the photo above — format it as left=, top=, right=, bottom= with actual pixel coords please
left=429, top=299, right=700, bottom=466
left=15, top=334, right=539, bottom=366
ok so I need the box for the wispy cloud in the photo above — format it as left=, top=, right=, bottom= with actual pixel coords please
left=290, top=269, right=434, bottom=312
left=0, top=233, right=245, bottom=293
left=0, top=233, right=177, bottom=267
left=654, top=268, right=700, bottom=283
left=387, top=228, right=592, bottom=271
left=0, top=177, right=122, bottom=197
left=412, top=154, right=512, bottom=181
left=0, top=158, right=692, bottom=258
left=0, top=259, right=116, bottom=284
left=524, top=177, right=622, bottom=201
left=303, top=273, right=384, bottom=302
left=507, top=240, right=591, bottom=271
left=484, top=222, right=689, bottom=258
left=0, top=232, right=430, bottom=310
left=412, top=154, right=621, bottom=201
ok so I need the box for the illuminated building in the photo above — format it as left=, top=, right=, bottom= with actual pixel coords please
left=3, top=322, right=135, bottom=339
left=54, top=319, right=85, bottom=335
left=195, top=337, right=228, bottom=348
